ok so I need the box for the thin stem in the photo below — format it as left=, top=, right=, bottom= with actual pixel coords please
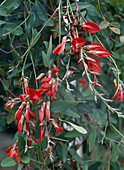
left=0, top=0, right=7, bottom=6
left=111, top=123, right=124, bottom=138
left=2, top=12, right=30, bottom=37
left=0, top=78, right=16, bottom=97
left=22, top=2, right=61, bottom=59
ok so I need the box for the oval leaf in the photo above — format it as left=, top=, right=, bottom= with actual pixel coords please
left=99, top=21, right=109, bottom=29
left=65, top=121, right=87, bottom=134
left=89, top=129, right=96, bottom=152
left=4, top=23, right=23, bottom=36
left=1, top=157, right=16, bottom=167
left=111, top=27, right=120, bottom=34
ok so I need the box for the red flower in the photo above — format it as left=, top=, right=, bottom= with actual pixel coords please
left=83, top=42, right=104, bottom=50
left=18, top=115, right=24, bottom=133
left=46, top=101, right=50, bottom=120
left=39, top=102, right=45, bottom=123
left=14, top=102, right=26, bottom=123
left=6, top=141, right=21, bottom=164
left=20, top=94, right=25, bottom=101
left=88, top=57, right=101, bottom=73
left=71, top=37, right=86, bottom=52
left=84, top=42, right=111, bottom=57
left=53, top=36, right=67, bottom=54
left=80, top=22, right=100, bottom=33
left=5, top=103, right=12, bottom=110
left=27, top=88, right=41, bottom=101
left=35, top=73, right=45, bottom=82
left=52, top=65, right=59, bottom=76
left=114, top=80, right=123, bottom=102
left=79, top=78, right=88, bottom=88
left=39, top=123, right=45, bottom=142
left=51, top=120, right=63, bottom=133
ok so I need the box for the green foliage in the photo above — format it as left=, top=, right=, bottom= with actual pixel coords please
left=0, top=0, right=124, bottom=169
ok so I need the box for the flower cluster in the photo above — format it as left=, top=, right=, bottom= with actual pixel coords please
left=5, top=65, right=63, bottom=163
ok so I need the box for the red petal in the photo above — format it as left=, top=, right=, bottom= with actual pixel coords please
left=32, top=138, right=38, bottom=143
left=41, top=77, right=52, bottom=83
left=119, top=87, right=123, bottom=102
left=81, top=22, right=100, bottom=33
left=83, top=42, right=104, bottom=50
left=14, top=109, right=22, bottom=122
left=79, top=78, right=88, bottom=88
left=46, top=101, right=50, bottom=120
left=29, top=111, right=37, bottom=120
left=88, top=57, right=101, bottom=72
left=20, top=94, right=25, bottom=101
left=91, top=49, right=111, bottom=57
left=25, top=109, right=30, bottom=123
left=27, top=88, right=41, bottom=101
left=5, top=103, right=12, bottom=110
left=6, top=147, right=13, bottom=153
left=16, top=152, right=21, bottom=164
left=52, top=120, right=63, bottom=133
left=52, top=65, right=59, bottom=76
left=35, top=73, right=45, bottom=82
left=39, top=110, right=44, bottom=123
left=40, top=126, right=45, bottom=142
left=71, top=38, right=86, bottom=49
left=18, top=118, right=23, bottom=133
left=53, top=43, right=65, bottom=55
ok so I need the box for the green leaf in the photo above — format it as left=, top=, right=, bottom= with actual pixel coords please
left=110, top=22, right=120, bottom=28
left=51, top=100, right=84, bottom=113
left=62, top=109, right=80, bottom=118
left=47, top=36, right=52, bottom=57
left=35, top=0, right=54, bottom=26
left=31, top=29, right=41, bottom=47
left=89, top=129, right=96, bottom=152
left=18, top=136, right=26, bottom=155
left=3, top=0, right=23, bottom=10
left=99, top=21, right=109, bottom=29
left=111, top=145, right=120, bottom=163
left=12, top=50, right=22, bottom=63
left=6, top=109, right=15, bottom=124
left=1, top=157, right=16, bottom=167
left=110, top=0, right=119, bottom=8
left=4, top=23, right=23, bottom=36
left=62, top=145, right=68, bottom=163
left=17, top=163, right=24, bottom=170
left=51, top=29, right=67, bottom=35
left=118, top=0, right=124, bottom=7
left=42, top=51, right=50, bottom=67
left=65, top=129, right=83, bottom=138
left=27, top=12, right=36, bottom=32
left=71, top=2, right=91, bottom=11
left=50, top=137, right=68, bottom=142
left=21, top=156, right=31, bottom=164
left=0, top=20, right=6, bottom=25
left=110, top=27, right=120, bottom=34
left=0, top=6, right=10, bottom=16
left=63, top=120, right=87, bottom=134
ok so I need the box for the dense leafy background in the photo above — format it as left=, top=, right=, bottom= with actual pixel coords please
left=0, top=0, right=124, bottom=169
